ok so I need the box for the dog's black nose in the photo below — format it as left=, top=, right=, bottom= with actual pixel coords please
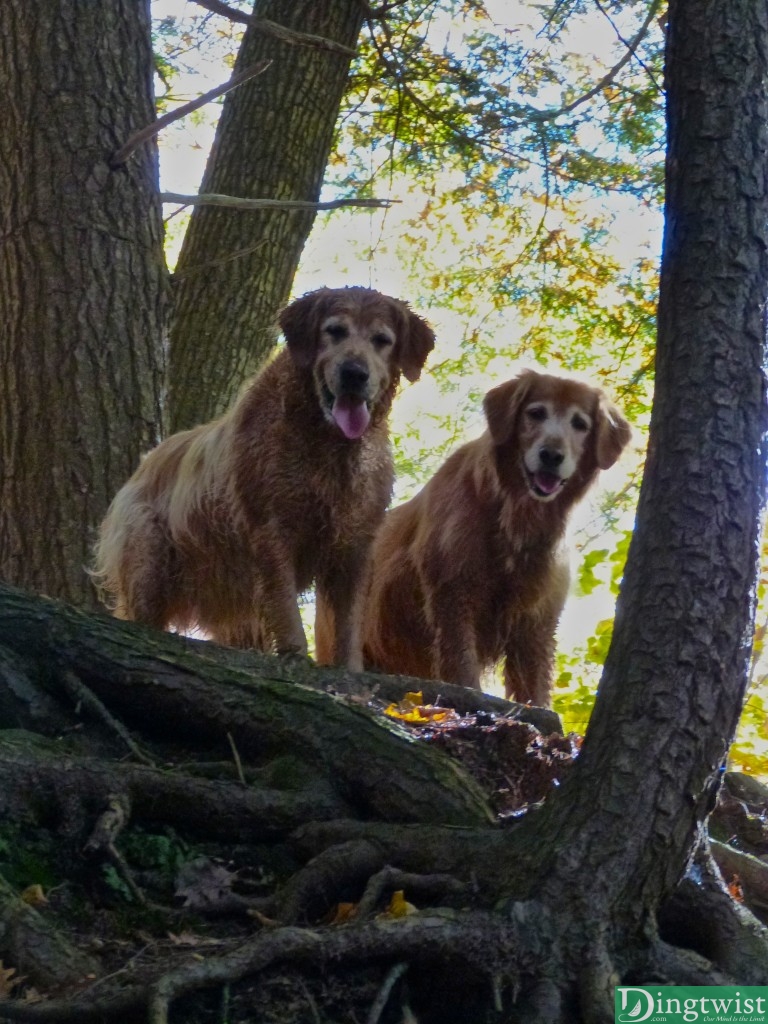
left=539, top=446, right=564, bottom=470
left=339, top=361, right=370, bottom=394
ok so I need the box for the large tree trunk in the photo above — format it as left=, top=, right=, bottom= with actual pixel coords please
left=491, top=0, right=768, bottom=1009
left=0, top=1, right=166, bottom=609
left=550, top=0, right=768, bottom=899
left=167, top=0, right=365, bottom=432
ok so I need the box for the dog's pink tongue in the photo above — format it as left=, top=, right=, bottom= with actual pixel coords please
left=332, top=396, right=370, bottom=439
left=534, top=471, right=562, bottom=495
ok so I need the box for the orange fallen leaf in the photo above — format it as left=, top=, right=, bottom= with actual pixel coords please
left=328, top=902, right=358, bottom=925
left=727, top=874, right=744, bottom=902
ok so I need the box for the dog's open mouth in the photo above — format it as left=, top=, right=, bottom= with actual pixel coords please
left=329, top=392, right=371, bottom=440
left=527, top=469, right=566, bottom=499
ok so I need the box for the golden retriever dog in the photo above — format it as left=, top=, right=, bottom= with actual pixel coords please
left=93, top=286, right=435, bottom=669
left=361, top=370, right=631, bottom=706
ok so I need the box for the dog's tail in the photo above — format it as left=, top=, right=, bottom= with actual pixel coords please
left=90, top=481, right=170, bottom=626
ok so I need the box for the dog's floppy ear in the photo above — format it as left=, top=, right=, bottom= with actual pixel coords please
left=483, top=372, right=534, bottom=445
left=395, top=305, right=436, bottom=382
left=594, top=395, right=632, bottom=469
left=278, top=289, right=330, bottom=369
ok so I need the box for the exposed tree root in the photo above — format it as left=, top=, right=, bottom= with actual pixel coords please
left=0, top=586, right=493, bottom=828
left=0, top=837, right=765, bottom=1024
left=0, top=734, right=348, bottom=841
left=0, top=876, right=101, bottom=996
left=711, top=838, right=768, bottom=922
left=658, top=837, right=768, bottom=982
left=0, top=586, right=767, bottom=1023
left=355, top=866, right=467, bottom=920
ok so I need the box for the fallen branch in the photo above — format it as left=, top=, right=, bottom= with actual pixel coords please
left=109, top=60, right=272, bottom=167
left=160, top=192, right=396, bottom=211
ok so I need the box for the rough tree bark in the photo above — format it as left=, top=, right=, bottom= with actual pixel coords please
left=167, top=0, right=366, bottom=432
left=0, top=0, right=166, bottom=608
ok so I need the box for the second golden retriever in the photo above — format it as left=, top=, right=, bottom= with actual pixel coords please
left=93, top=286, right=435, bottom=669
left=361, top=370, right=631, bottom=706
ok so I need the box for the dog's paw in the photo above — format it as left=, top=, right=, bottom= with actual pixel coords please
left=275, top=649, right=315, bottom=670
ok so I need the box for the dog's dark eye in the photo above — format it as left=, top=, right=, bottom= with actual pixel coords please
left=526, top=405, right=547, bottom=422
left=372, top=333, right=393, bottom=349
left=571, top=414, right=589, bottom=432
left=325, top=323, right=348, bottom=342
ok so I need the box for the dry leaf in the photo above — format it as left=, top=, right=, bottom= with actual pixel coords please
left=378, top=890, right=417, bottom=919
left=20, top=884, right=48, bottom=907
left=0, top=961, right=24, bottom=997
left=175, top=858, right=236, bottom=908
left=247, top=910, right=279, bottom=927
left=727, top=874, right=744, bottom=902
left=384, top=691, right=457, bottom=726
left=328, top=902, right=358, bottom=925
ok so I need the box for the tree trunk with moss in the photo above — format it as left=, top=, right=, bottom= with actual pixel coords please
left=167, top=0, right=365, bottom=433
left=0, top=0, right=166, bottom=609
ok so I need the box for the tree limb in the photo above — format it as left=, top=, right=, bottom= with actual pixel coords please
left=110, top=61, right=272, bottom=167
left=521, top=0, right=663, bottom=123
left=192, top=0, right=358, bottom=56
left=160, top=192, right=396, bottom=211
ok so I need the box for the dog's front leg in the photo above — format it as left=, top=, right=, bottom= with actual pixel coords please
left=503, top=620, right=558, bottom=708
left=315, top=546, right=370, bottom=671
left=268, top=592, right=307, bottom=658
left=426, top=582, right=482, bottom=689
left=251, top=541, right=308, bottom=657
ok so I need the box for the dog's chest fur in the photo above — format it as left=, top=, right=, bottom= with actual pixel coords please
left=232, top=353, right=395, bottom=588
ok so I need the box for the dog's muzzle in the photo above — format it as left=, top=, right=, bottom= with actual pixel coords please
left=325, top=359, right=372, bottom=440
left=526, top=447, right=567, bottom=500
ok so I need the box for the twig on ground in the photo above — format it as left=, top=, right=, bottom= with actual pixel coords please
left=366, top=962, right=408, bottom=1024
left=227, top=732, right=246, bottom=786
left=61, top=672, right=154, bottom=766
